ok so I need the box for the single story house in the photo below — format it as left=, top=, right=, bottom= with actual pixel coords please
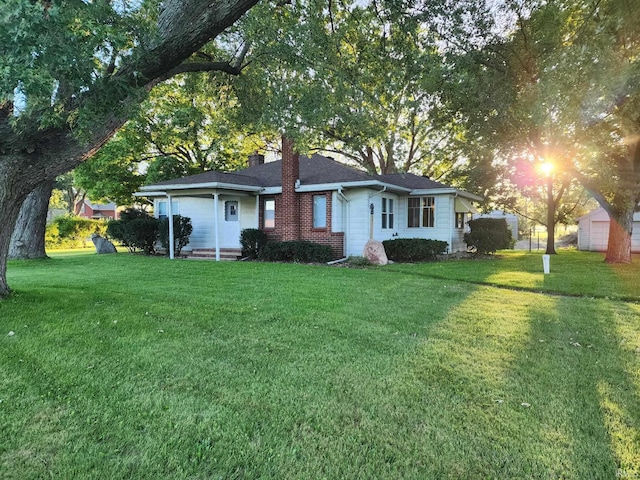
left=577, top=207, right=640, bottom=252
left=78, top=199, right=119, bottom=220
left=136, top=143, right=482, bottom=260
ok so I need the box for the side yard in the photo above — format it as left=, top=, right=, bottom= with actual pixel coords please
left=0, top=251, right=638, bottom=479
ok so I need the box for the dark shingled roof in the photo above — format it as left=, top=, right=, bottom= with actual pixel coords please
left=377, top=173, right=450, bottom=190
left=146, top=154, right=451, bottom=191
left=151, top=170, right=261, bottom=187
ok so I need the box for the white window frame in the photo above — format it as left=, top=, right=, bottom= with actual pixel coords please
left=157, top=200, right=179, bottom=220
left=263, top=198, right=275, bottom=229
left=313, top=194, right=327, bottom=229
left=408, top=196, right=435, bottom=228
left=382, top=197, right=394, bottom=229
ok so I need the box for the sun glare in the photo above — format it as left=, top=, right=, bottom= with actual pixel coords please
left=539, top=161, right=554, bottom=176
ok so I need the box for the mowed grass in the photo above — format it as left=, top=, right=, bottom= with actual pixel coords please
left=0, top=251, right=639, bottom=479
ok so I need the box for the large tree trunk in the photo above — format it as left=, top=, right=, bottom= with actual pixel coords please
left=9, top=180, right=54, bottom=260
left=0, top=0, right=260, bottom=299
left=545, top=175, right=556, bottom=255
left=0, top=161, right=36, bottom=298
left=605, top=210, right=633, bottom=264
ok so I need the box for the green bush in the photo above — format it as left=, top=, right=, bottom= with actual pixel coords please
left=382, top=238, right=448, bottom=262
left=464, top=217, right=515, bottom=254
left=159, top=215, right=193, bottom=256
left=259, top=240, right=333, bottom=263
left=107, top=209, right=159, bottom=254
left=239, top=228, right=269, bottom=259
left=46, top=215, right=107, bottom=248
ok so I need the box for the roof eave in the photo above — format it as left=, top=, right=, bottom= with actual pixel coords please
left=295, top=180, right=411, bottom=193
left=136, top=182, right=263, bottom=195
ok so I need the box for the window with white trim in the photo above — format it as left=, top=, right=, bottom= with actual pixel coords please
left=455, top=212, right=467, bottom=229
left=313, top=194, right=327, bottom=229
left=264, top=198, right=275, bottom=229
left=157, top=200, right=179, bottom=220
left=381, top=197, right=394, bottom=229
left=407, top=196, right=435, bottom=228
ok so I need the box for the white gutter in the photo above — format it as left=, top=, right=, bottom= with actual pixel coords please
left=167, top=194, right=175, bottom=260
left=410, top=188, right=483, bottom=202
left=139, top=182, right=262, bottom=193
left=338, top=187, right=350, bottom=257
left=295, top=180, right=410, bottom=193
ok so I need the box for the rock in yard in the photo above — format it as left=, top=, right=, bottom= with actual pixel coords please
left=363, top=239, right=388, bottom=265
left=91, top=234, right=117, bottom=254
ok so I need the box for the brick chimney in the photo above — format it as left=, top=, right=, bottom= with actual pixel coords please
left=248, top=152, right=264, bottom=168
left=280, top=136, right=300, bottom=241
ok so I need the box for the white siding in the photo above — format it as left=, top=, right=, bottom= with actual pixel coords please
left=170, top=197, right=215, bottom=249
left=577, top=208, right=640, bottom=253
left=343, top=189, right=372, bottom=256
left=343, top=191, right=465, bottom=256
left=240, top=196, right=259, bottom=231
left=331, top=191, right=344, bottom=233
left=577, top=217, right=591, bottom=250
left=395, top=195, right=457, bottom=246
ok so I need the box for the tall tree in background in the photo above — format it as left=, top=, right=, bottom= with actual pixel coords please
left=0, top=0, right=260, bottom=297
left=436, top=0, right=640, bottom=262
left=233, top=0, right=466, bottom=179
left=73, top=73, right=276, bottom=206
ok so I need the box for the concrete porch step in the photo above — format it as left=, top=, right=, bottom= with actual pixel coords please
left=187, top=248, right=242, bottom=260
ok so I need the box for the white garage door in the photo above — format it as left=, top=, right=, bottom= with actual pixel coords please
left=590, top=221, right=609, bottom=251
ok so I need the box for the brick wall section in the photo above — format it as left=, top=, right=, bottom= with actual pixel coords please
left=259, top=137, right=344, bottom=259
left=260, top=192, right=345, bottom=259
left=280, top=137, right=300, bottom=241
left=298, top=191, right=344, bottom=258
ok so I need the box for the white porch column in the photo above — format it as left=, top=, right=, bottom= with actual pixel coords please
left=255, top=195, right=260, bottom=228
left=213, top=193, right=220, bottom=261
left=167, top=194, right=175, bottom=260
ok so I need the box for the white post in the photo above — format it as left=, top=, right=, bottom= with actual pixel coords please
left=167, top=194, right=175, bottom=260
left=542, top=254, right=550, bottom=274
left=255, top=195, right=260, bottom=228
left=213, top=193, right=220, bottom=261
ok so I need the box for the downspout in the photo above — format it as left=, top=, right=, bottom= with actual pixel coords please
left=167, top=194, right=175, bottom=259
left=338, top=187, right=350, bottom=257
left=213, top=193, right=220, bottom=261
left=368, top=186, right=387, bottom=240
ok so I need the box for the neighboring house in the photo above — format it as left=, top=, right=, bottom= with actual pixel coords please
left=136, top=146, right=482, bottom=260
left=472, top=210, right=519, bottom=240
left=577, top=207, right=640, bottom=252
left=78, top=199, right=119, bottom=220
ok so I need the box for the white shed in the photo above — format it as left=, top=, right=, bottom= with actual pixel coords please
left=577, top=207, right=640, bottom=252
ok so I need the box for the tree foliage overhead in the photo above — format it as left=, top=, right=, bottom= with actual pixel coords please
left=436, top=0, right=640, bottom=262
left=231, top=0, right=467, bottom=178
left=0, top=0, right=260, bottom=297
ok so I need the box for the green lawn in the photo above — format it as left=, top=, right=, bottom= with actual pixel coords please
left=1, top=251, right=639, bottom=479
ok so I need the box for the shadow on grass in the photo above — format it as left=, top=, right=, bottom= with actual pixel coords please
left=386, top=286, right=639, bottom=478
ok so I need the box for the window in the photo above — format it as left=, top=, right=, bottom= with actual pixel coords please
left=264, top=198, right=275, bottom=229
left=455, top=212, right=466, bottom=229
left=313, top=195, right=327, bottom=229
left=157, top=200, right=179, bottom=220
left=382, top=197, right=394, bottom=229
left=225, top=201, right=238, bottom=221
left=407, top=196, right=435, bottom=228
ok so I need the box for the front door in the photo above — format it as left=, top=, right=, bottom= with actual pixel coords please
left=223, top=199, right=241, bottom=247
